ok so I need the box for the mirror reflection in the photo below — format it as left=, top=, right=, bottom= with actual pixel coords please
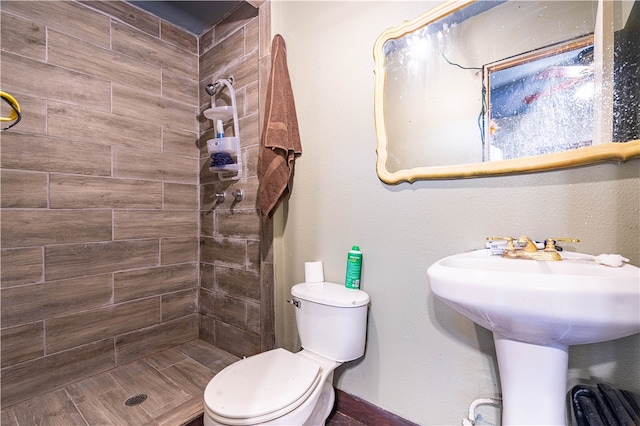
left=374, top=0, right=640, bottom=183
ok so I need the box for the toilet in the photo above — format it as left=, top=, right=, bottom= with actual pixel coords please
left=203, top=281, right=370, bottom=426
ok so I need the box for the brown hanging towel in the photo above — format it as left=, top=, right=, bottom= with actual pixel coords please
left=258, top=34, right=302, bottom=221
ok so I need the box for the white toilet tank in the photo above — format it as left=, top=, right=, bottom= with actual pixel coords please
left=291, top=282, right=370, bottom=362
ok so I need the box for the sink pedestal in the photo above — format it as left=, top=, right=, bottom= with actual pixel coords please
left=494, top=334, right=569, bottom=425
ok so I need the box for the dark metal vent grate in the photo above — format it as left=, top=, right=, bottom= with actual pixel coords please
left=124, top=394, right=147, bottom=406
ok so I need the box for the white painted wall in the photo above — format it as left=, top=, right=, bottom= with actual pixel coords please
left=270, top=1, right=640, bottom=424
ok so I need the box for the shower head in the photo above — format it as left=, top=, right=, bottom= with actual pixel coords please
left=205, top=83, right=217, bottom=96
left=205, top=77, right=234, bottom=97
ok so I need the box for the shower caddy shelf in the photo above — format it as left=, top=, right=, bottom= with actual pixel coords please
left=205, top=78, right=241, bottom=181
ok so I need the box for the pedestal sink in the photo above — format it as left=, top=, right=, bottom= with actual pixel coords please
left=427, top=249, right=640, bottom=425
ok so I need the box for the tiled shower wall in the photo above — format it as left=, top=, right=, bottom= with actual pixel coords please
left=199, top=3, right=275, bottom=356
left=197, top=2, right=274, bottom=358
left=0, top=0, right=272, bottom=409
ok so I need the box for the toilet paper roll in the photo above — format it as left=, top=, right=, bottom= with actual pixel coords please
left=304, top=261, right=324, bottom=283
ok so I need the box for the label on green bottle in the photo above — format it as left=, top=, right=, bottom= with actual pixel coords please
left=345, top=246, right=362, bottom=289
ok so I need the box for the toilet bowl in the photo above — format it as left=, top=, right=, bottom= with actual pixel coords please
left=203, top=281, right=370, bottom=426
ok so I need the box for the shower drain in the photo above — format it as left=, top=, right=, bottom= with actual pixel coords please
left=124, top=394, right=148, bottom=406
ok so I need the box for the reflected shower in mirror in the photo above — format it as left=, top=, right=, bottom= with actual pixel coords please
left=374, top=0, right=640, bottom=183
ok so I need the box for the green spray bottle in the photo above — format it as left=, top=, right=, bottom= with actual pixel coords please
left=345, top=246, right=362, bottom=289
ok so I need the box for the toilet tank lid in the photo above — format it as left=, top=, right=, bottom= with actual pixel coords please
left=292, top=282, right=370, bottom=307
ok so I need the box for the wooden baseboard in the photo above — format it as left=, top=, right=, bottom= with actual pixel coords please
left=332, top=389, right=419, bottom=426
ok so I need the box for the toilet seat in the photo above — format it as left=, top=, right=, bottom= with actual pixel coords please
left=204, top=348, right=322, bottom=425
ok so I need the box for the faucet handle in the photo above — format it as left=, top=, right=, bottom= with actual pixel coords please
left=544, top=238, right=580, bottom=252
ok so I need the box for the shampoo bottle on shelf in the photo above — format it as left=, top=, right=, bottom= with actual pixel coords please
left=216, top=119, right=224, bottom=138
left=345, top=246, right=362, bottom=289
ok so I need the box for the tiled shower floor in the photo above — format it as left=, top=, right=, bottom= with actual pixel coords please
left=1, top=340, right=240, bottom=426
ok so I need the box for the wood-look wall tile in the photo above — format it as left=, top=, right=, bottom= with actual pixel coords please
left=162, top=289, right=198, bottom=322
left=78, top=0, right=160, bottom=37
left=114, top=210, right=198, bottom=240
left=217, top=210, right=260, bottom=239
left=162, top=126, right=199, bottom=158
left=246, top=81, right=260, bottom=117
left=111, top=21, right=197, bottom=76
left=199, top=315, right=216, bottom=346
left=46, top=298, right=160, bottom=353
left=1, top=210, right=112, bottom=248
left=176, top=339, right=239, bottom=374
left=200, top=30, right=244, bottom=82
left=161, top=237, right=198, bottom=265
left=162, top=68, right=198, bottom=106
left=1, top=52, right=111, bottom=112
left=45, top=240, right=159, bottom=281
left=113, top=146, right=198, bottom=183
left=115, top=315, right=198, bottom=365
left=201, top=209, right=214, bottom=237
left=0, top=12, right=45, bottom=61
left=199, top=26, right=215, bottom=56
left=225, top=50, right=259, bottom=97
left=214, top=321, right=260, bottom=358
left=198, top=288, right=215, bottom=318
left=164, top=182, right=197, bottom=210
left=247, top=239, right=261, bottom=272
left=199, top=157, right=216, bottom=185
left=199, top=262, right=215, bottom=291
left=216, top=266, right=260, bottom=301
left=0, top=322, right=44, bottom=368
left=2, top=274, right=112, bottom=329
left=0, top=93, right=47, bottom=135
left=244, top=15, right=259, bottom=56
left=114, top=263, right=198, bottom=303
left=48, top=30, right=162, bottom=95
left=200, top=237, right=247, bottom=268
left=1, top=132, right=111, bottom=176
left=50, top=174, right=163, bottom=209
left=0, top=170, right=47, bottom=208
left=10, top=389, right=87, bottom=426
left=112, top=85, right=197, bottom=130
left=247, top=300, right=260, bottom=334
left=199, top=288, right=246, bottom=329
left=47, top=102, right=163, bottom=151
left=235, top=177, right=259, bottom=209
left=244, top=146, right=261, bottom=179
left=238, top=114, right=260, bottom=153
left=214, top=3, right=258, bottom=44
left=1, top=1, right=110, bottom=49
left=0, top=247, right=43, bottom=287
left=161, top=20, right=197, bottom=54
left=0, top=339, right=115, bottom=407
left=259, top=2, right=271, bottom=58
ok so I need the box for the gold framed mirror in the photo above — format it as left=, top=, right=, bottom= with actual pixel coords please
left=373, top=0, right=640, bottom=184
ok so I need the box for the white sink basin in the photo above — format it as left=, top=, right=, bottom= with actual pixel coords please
left=427, top=249, right=640, bottom=425
left=428, top=249, right=640, bottom=346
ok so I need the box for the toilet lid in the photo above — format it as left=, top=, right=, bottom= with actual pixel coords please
left=204, top=348, right=321, bottom=422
